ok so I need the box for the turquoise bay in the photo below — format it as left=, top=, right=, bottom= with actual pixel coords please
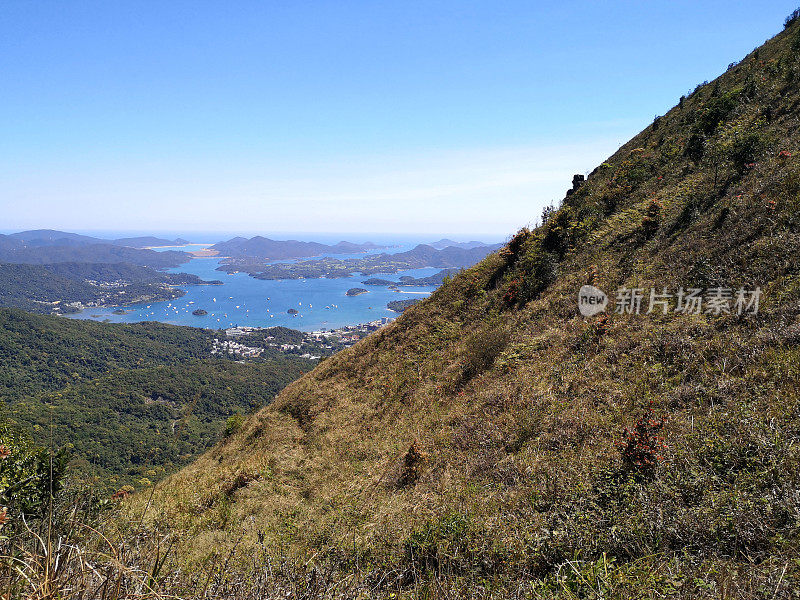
left=66, top=244, right=436, bottom=332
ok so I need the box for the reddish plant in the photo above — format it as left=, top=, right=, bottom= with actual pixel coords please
left=502, top=279, right=521, bottom=305
left=590, top=314, right=610, bottom=338
left=587, top=264, right=599, bottom=285
left=111, top=485, right=135, bottom=501
left=616, top=405, right=667, bottom=474
left=466, top=274, right=482, bottom=297
left=399, top=440, right=427, bottom=487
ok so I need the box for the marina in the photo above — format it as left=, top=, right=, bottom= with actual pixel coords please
left=66, top=243, right=437, bottom=331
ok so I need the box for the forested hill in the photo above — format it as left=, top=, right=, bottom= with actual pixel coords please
left=0, top=232, right=212, bottom=314
left=137, top=14, right=800, bottom=596
left=0, top=234, right=188, bottom=267
left=27, top=261, right=212, bottom=285
left=0, top=262, right=217, bottom=314
left=0, top=308, right=215, bottom=401
left=210, top=235, right=383, bottom=259
left=0, top=309, right=314, bottom=485
left=6, top=229, right=187, bottom=248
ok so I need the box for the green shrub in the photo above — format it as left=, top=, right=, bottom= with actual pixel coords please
left=461, top=327, right=510, bottom=382
left=224, top=413, right=246, bottom=437
left=669, top=193, right=706, bottom=233
left=613, top=150, right=652, bottom=190
left=516, top=248, right=559, bottom=303
left=728, top=131, right=766, bottom=173
left=785, top=8, right=800, bottom=28
left=696, top=90, right=741, bottom=135
left=542, top=206, right=579, bottom=257
left=404, top=513, right=473, bottom=576
left=640, top=199, right=662, bottom=240
left=0, top=423, right=67, bottom=522
left=684, top=132, right=706, bottom=161
left=652, top=115, right=662, bottom=131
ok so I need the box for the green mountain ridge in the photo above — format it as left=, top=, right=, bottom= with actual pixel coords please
left=7, top=229, right=188, bottom=248
left=210, top=236, right=384, bottom=260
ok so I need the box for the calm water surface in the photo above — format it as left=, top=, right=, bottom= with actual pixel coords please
left=66, top=244, right=436, bottom=332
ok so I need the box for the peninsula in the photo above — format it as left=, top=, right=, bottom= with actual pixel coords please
left=217, top=243, right=502, bottom=280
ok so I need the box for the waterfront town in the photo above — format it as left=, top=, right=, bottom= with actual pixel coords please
left=211, top=317, right=395, bottom=360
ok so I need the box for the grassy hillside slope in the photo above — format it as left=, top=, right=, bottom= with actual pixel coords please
left=134, top=18, right=800, bottom=598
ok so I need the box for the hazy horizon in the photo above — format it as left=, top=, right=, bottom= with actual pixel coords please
left=0, top=228, right=507, bottom=245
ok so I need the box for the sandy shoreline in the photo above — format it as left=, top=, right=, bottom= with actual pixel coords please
left=188, top=248, right=221, bottom=257
left=143, top=243, right=211, bottom=249
left=141, top=243, right=223, bottom=258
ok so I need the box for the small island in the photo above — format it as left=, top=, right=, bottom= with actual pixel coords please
left=346, top=288, right=369, bottom=297
left=360, top=268, right=460, bottom=287
left=112, top=309, right=131, bottom=315
left=387, top=298, right=421, bottom=312
left=361, top=278, right=396, bottom=286
left=192, top=309, right=208, bottom=316
left=287, top=308, right=299, bottom=315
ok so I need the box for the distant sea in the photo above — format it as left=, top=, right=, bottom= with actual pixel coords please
left=62, top=235, right=502, bottom=332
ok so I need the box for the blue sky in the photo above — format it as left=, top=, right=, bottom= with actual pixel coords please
left=1, top=1, right=797, bottom=237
